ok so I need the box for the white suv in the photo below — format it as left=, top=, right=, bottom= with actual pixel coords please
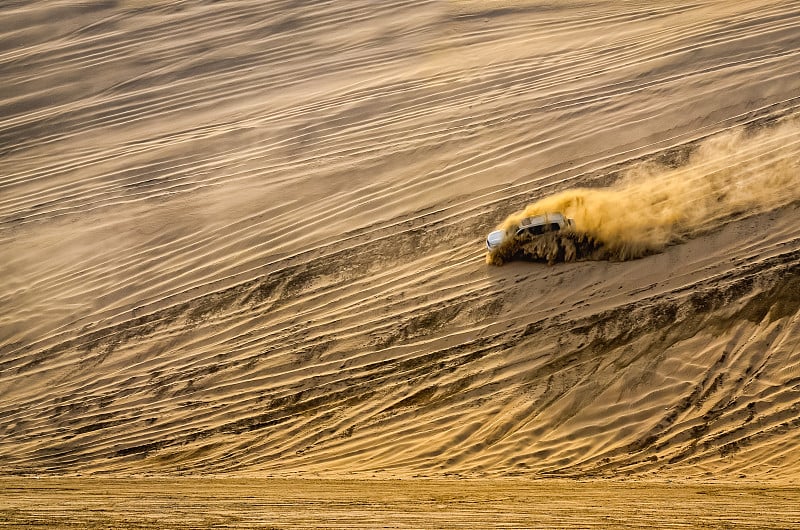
left=486, top=212, right=574, bottom=250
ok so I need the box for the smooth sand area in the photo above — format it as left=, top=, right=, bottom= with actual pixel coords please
left=3, top=478, right=800, bottom=529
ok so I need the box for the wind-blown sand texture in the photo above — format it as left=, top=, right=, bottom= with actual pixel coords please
left=2, top=0, right=800, bottom=484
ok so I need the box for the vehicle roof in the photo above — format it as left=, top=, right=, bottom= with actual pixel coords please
left=519, top=212, right=566, bottom=227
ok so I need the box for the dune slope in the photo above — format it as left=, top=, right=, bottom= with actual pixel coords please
left=1, top=0, right=799, bottom=480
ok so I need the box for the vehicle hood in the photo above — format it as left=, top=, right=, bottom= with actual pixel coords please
left=486, top=229, right=506, bottom=250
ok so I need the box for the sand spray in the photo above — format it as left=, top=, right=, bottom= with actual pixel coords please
left=489, top=120, right=800, bottom=264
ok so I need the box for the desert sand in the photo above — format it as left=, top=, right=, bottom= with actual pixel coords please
left=2, top=0, right=800, bottom=526
left=2, top=477, right=800, bottom=528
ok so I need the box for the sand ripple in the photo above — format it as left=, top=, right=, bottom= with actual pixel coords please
left=1, top=0, right=799, bottom=480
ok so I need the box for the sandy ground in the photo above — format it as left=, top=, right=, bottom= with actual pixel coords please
left=2, top=0, right=800, bottom=496
left=2, top=477, right=800, bottom=529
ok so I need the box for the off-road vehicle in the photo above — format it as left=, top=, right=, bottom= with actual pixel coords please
left=486, top=212, right=574, bottom=250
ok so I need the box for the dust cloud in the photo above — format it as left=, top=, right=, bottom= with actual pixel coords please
left=488, top=120, right=800, bottom=265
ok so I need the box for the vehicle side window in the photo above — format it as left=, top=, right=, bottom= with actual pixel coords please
left=531, top=225, right=544, bottom=235
left=550, top=223, right=560, bottom=231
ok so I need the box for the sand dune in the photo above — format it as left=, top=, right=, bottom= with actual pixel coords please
left=1, top=0, right=800, bottom=481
